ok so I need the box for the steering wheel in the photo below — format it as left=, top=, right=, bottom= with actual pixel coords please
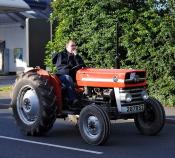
left=71, top=64, right=85, bottom=71
left=70, top=64, right=85, bottom=81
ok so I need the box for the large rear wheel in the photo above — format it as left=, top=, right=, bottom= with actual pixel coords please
left=12, top=72, right=57, bottom=136
left=134, top=97, right=165, bottom=136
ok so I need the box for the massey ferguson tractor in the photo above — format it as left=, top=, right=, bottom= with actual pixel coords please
left=11, top=66, right=165, bottom=145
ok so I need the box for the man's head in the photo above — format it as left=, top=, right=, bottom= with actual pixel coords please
left=66, top=40, right=77, bottom=55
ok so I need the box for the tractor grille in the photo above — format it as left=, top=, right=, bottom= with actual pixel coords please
left=125, top=72, right=146, bottom=84
left=119, top=87, right=145, bottom=107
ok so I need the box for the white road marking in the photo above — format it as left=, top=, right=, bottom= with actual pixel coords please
left=0, top=135, right=103, bottom=155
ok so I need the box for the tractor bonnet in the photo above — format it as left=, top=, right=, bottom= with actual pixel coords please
left=76, top=68, right=147, bottom=88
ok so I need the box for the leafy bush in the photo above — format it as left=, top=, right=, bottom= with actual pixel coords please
left=45, top=0, right=175, bottom=106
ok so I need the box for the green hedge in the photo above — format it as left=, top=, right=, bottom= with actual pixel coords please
left=45, top=0, right=175, bottom=106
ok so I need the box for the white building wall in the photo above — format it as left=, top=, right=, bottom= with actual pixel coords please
left=0, top=23, right=27, bottom=72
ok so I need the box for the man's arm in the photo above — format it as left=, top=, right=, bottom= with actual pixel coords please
left=75, top=55, right=86, bottom=67
left=52, top=52, right=70, bottom=75
left=52, top=53, right=66, bottom=67
left=52, top=53, right=58, bottom=65
left=53, top=52, right=71, bottom=69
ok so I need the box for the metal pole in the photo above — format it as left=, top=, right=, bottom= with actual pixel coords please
left=115, top=18, right=120, bottom=69
left=50, top=20, right=53, bottom=41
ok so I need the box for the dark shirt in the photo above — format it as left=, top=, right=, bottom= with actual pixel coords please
left=52, top=49, right=85, bottom=75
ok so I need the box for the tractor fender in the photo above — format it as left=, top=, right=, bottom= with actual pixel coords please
left=26, top=68, right=63, bottom=113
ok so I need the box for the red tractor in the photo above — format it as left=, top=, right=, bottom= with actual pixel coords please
left=11, top=67, right=165, bottom=145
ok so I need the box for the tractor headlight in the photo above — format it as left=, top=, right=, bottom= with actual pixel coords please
left=125, top=93, right=132, bottom=102
left=141, top=91, right=149, bottom=100
left=120, top=93, right=132, bottom=102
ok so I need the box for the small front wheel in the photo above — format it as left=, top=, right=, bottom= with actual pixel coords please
left=134, top=97, right=165, bottom=136
left=79, top=104, right=110, bottom=145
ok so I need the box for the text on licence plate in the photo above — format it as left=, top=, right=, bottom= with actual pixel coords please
left=121, top=104, right=144, bottom=113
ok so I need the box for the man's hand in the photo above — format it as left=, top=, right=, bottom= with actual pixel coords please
left=72, top=50, right=77, bottom=55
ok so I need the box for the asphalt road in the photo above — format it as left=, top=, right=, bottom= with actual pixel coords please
left=0, top=108, right=175, bottom=158
left=0, top=77, right=15, bottom=87
left=0, top=99, right=10, bottom=105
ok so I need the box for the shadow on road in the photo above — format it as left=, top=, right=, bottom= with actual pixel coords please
left=167, top=115, right=175, bottom=119
left=0, top=99, right=11, bottom=104
left=0, top=99, right=11, bottom=109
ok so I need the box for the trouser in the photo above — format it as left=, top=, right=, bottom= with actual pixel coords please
left=59, top=75, right=76, bottom=103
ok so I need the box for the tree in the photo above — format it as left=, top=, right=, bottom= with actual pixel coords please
left=45, top=0, right=175, bottom=106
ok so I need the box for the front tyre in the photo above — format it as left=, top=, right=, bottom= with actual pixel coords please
left=134, top=97, right=165, bottom=136
left=79, top=104, right=110, bottom=145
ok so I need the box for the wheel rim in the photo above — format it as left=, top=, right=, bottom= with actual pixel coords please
left=83, top=115, right=101, bottom=139
left=140, top=105, right=156, bottom=125
left=17, top=85, right=40, bottom=125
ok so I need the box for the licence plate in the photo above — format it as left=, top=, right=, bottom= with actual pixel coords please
left=121, top=104, right=144, bottom=114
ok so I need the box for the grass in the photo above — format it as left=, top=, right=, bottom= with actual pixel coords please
left=0, top=85, right=12, bottom=92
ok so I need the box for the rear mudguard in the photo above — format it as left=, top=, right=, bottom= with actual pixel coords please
left=27, top=68, right=63, bottom=113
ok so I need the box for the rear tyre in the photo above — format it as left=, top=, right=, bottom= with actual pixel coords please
left=79, top=104, right=110, bottom=145
left=12, top=72, right=57, bottom=136
left=134, top=97, right=165, bottom=136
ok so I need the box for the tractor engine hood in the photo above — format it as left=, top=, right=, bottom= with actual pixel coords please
left=76, top=68, right=147, bottom=88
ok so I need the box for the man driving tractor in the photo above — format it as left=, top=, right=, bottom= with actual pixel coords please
left=52, top=40, right=85, bottom=108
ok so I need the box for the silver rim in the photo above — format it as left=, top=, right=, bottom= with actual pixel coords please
left=17, top=85, right=40, bottom=125
left=83, top=115, right=101, bottom=139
